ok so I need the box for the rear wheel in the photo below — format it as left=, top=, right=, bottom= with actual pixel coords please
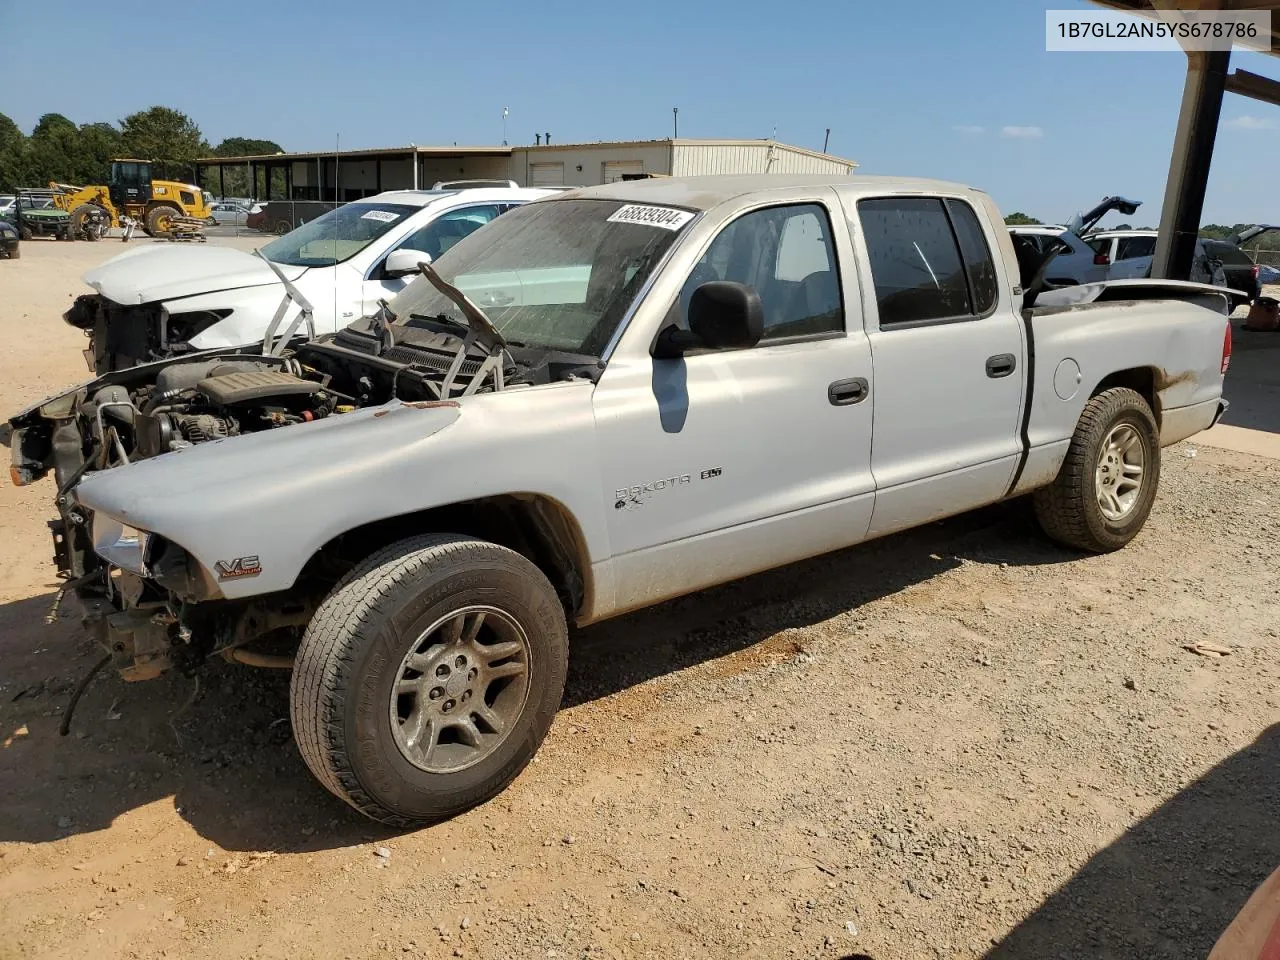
left=290, top=534, right=568, bottom=826
left=272, top=219, right=291, bottom=235
left=145, top=204, right=180, bottom=236
left=4, top=241, right=18, bottom=259
left=1034, top=387, right=1160, bottom=552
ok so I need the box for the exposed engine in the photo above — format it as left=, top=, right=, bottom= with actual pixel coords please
left=84, top=358, right=342, bottom=463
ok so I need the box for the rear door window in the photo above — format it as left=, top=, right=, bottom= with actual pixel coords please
left=1116, top=236, right=1157, bottom=260
left=859, top=197, right=992, bottom=326
left=945, top=200, right=998, bottom=314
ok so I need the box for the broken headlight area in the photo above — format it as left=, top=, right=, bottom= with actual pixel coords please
left=65, top=294, right=230, bottom=375
left=91, top=513, right=152, bottom=576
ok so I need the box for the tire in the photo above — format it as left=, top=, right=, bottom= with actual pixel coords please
left=1034, top=387, right=1161, bottom=553
left=290, top=534, right=568, bottom=826
left=145, top=204, right=180, bottom=236
left=272, top=219, right=291, bottom=236
left=70, top=204, right=103, bottom=241
left=18, top=225, right=32, bottom=241
left=8, top=242, right=18, bottom=259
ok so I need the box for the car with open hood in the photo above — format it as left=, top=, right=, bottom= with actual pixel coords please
left=65, top=185, right=555, bottom=374
left=6, top=174, right=1233, bottom=827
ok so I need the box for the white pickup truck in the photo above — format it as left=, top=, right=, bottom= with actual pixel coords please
left=10, top=174, right=1231, bottom=826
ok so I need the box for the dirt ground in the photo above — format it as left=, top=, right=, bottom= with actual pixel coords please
left=1, top=239, right=1278, bottom=960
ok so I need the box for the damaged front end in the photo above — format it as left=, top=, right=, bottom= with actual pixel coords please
left=65, top=293, right=232, bottom=374
left=11, top=275, right=596, bottom=687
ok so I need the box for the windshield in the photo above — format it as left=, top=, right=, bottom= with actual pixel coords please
left=388, top=199, right=693, bottom=357
left=262, top=202, right=418, bottom=267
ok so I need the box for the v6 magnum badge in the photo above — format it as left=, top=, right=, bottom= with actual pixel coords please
left=215, top=555, right=262, bottom=580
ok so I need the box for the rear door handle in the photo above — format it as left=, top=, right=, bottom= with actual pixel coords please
left=985, top=353, right=1017, bottom=378
left=828, top=377, right=869, bottom=406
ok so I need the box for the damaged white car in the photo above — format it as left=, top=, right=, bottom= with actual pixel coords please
left=66, top=184, right=553, bottom=373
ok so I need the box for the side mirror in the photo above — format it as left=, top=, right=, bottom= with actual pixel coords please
left=654, top=281, right=764, bottom=358
left=385, top=248, right=432, bottom=278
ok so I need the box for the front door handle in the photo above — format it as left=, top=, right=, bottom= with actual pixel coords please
left=828, top=377, right=869, bottom=406
left=985, top=353, right=1017, bottom=378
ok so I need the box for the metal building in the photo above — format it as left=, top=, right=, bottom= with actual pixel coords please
left=513, top=139, right=857, bottom=188
left=193, top=138, right=856, bottom=202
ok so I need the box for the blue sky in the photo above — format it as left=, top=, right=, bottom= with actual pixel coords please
left=3, top=0, right=1277, bottom=224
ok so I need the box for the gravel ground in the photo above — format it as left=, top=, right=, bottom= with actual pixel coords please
left=0, top=240, right=1277, bottom=960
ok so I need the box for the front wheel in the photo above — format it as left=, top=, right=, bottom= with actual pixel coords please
left=145, top=204, right=179, bottom=235
left=290, top=534, right=568, bottom=826
left=1034, top=387, right=1161, bottom=552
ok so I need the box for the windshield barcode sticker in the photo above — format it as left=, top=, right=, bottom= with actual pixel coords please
left=360, top=210, right=401, bottom=223
left=607, top=204, right=694, bottom=231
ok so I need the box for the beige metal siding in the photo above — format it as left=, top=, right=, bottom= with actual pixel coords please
left=510, top=143, right=671, bottom=187
left=672, top=142, right=855, bottom=177
left=528, top=161, right=565, bottom=186
left=602, top=160, right=645, bottom=182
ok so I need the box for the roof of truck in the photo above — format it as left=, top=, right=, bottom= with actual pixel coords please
left=559, top=174, right=982, bottom=210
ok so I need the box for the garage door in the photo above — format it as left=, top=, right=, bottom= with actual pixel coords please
left=529, top=162, right=564, bottom=186
left=602, top=160, right=644, bottom=183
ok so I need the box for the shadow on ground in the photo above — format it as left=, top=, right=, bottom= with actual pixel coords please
left=1220, top=324, right=1280, bottom=435
left=987, top=723, right=1280, bottom=960
left=0, top=500, right=1073, bottom=852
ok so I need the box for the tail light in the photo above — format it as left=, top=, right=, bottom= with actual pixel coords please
left=1221, top=322, right=1232, bottom=375
left=1093, top=253, right=1110, bottom=266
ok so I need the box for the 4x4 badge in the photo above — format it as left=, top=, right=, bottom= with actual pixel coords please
left=215, top=556, right=261, bottom=580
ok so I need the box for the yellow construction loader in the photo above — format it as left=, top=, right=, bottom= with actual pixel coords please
left=50, top=159, right=211, bottom=239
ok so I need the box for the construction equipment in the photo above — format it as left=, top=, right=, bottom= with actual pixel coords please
left=49, top=159, right=211, bottom=240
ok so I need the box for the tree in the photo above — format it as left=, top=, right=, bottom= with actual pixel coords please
left=120, top=106, right=208, bottom=178
left=1004, top=211, right=1041, bottom=225
left=28, top=113, right=82, bottom=184
left=213, top=137, right=284, bottom=157
left=32, top=112, right=76, bottom=140
left=75, top=122, right=124, bottom=183
left=0, top=112, right=27, bottom=191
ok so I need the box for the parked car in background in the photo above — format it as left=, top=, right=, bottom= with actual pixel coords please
left=1007, top=225, right=1110, bottom=286
left=8, top=174, right=1232, bottom=825
left=61, top=185, right=557, bottom=373
left=1088, top=229, right=1232, bottom=298
left=245, top=201, right=269, bottom=232
left=0, top=195, right=15, bottom=216
left=1007, top=195, right=1141, bottom=286
left=208, top=200, right=252, bottom=226
left=1224, top=224, right=1280, bottom=303
left=0, top=218, right=18, bottom=259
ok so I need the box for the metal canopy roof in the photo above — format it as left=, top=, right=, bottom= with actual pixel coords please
left=1084, top=1, right=1278, bottom=280
left=1092, top=0, right=1278, bottom=56
left=1093, top=0, right=1280, bottom=103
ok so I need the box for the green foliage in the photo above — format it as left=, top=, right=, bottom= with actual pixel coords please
left=213, top=137, right=284, bottom=157
left=1202, top=223, right=1280, bottom=252
left=1004, top=211, right=1041, bottom=225
left=0, top=107, right=288, bottom=194
left=120, top=106, right=209, bottom=180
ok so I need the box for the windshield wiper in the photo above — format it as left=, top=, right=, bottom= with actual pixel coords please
left=407, top=311, right=469, bottom=334
left=414, top=262, right=508, bottom=397
left=417, top=262, right=507, bottom=351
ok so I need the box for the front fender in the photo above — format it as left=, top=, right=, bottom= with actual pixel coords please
left=72, top=382, right=608, bottom=599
